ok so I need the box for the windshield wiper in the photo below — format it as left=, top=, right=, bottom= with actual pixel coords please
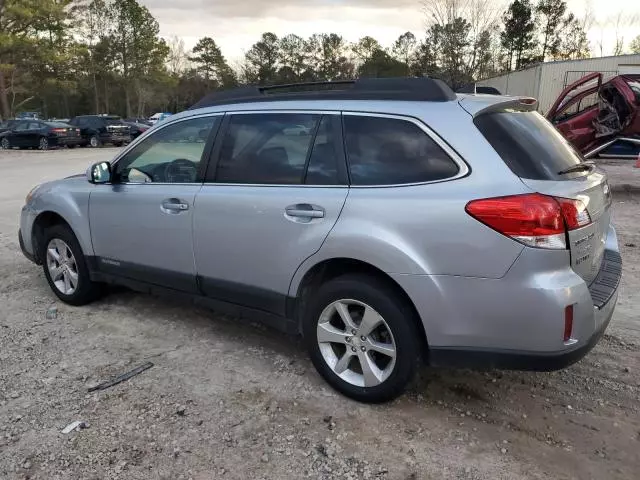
left=558, top=161, right=595, bottom=175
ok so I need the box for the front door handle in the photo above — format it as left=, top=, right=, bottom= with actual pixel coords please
left=161, top=198, right=189, bottom=214
left=285, top=204, right=325, bottom=219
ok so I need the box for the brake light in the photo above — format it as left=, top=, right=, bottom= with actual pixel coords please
left=465, top=193, right=591, bottom=250
left=52, top=128, right=66, bottom=134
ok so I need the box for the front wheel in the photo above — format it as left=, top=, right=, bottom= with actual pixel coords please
left=89, top=135, right=100, bottom=148
left=303, top=274, right=421, bottom=403
left=0, top=137, right=9, bottom=149
left=41, top=224, right=103, bottom=305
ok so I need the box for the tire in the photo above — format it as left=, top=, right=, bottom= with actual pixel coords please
left=41, top=224, right=102, bottom=306
left=0, top=137, right=9, bottom=149
left=302, top=274, right=421, bottom=403
left=38, top=137, right=49, bottom=150
left=89, top=135, right=100, bottom=148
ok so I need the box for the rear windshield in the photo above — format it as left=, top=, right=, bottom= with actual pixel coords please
left=45, top=122, right=70, bottom=127
left=474, top=111, right=585, bottom=180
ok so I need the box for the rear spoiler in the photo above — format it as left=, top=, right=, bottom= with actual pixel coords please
left=459, top=96, right=538, bottom=117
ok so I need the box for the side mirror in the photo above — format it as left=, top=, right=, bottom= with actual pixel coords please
left=87, top=161, right=111, bottom=184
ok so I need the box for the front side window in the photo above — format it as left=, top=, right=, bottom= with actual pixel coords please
left=215, top=113, right=321, bottom=185
left=113, top=116, right=218, bottom=184
left=344, top=115, right=459, bottom=185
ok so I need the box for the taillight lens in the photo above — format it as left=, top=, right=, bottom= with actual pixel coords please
left=465, top=193, right=591, bottom=250
left=52, top=128, right=66, bottom=134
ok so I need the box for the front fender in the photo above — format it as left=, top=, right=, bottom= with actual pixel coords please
left=27, top=178, right=93, bottom=256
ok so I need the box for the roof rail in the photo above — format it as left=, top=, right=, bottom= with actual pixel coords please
left=189, top=77, right=457, bottom=109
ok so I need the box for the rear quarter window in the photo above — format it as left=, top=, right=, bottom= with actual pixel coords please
left=343, top=115, right=459, bottom=185
left=474, top=111, right=585, bottom=180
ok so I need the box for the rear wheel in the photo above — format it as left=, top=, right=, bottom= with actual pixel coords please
left=89, top=135, right=100, bottom=148
left=0, top=137, right=9, bottom=149
left=38, top=137, right=49, bottom=150
left=41, top=224, right=102, bottom=305
left=303, top=274, right=421, bottom=403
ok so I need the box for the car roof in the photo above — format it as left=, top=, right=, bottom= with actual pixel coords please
left=190, top=78, right=456, bottom=110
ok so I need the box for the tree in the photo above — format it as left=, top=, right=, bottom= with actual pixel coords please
left=391, top=32, right=417, bottom=75
left=189, top=36, right=236, bottom=88
left=536, top=0, right=572, bottom=60
left=353, top=36, right=381, bottom=64
left=106, top=0, right=170, bottom=116
left=631, top=35, right=640, bottom=54
left=167, top=36, right=189, bottom=75
left=358, top=49, right=407, bottom=78
left=501, top=0, right=537, bottom=70
left=244, top=32, right=280, bottom=85
left=277, top=34, right=306, bottom=81
left=318, top=34, right=353, bottom=81
left=557, top=17, right=590, bottom=60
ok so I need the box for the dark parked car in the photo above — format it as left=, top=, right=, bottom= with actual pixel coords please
left=122, top=121, right=150, bottom=140
left=0, top=120, right=81, bottom=150
left=68, top=115, right=132, bottom=147
left=547, top=72, right=640, bottom=158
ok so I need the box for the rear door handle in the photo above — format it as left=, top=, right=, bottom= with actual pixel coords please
left=285, top=204, right=325, bottom=219
left=161, top=198, right=189, bottom=213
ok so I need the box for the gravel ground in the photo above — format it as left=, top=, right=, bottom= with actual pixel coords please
left=1, top=148, right=639, bottom=480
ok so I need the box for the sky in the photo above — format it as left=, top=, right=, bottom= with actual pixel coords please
left=138, top=0, right=640, bottom=65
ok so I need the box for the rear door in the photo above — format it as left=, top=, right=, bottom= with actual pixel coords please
left=193, top=112, right=349, bottom=316
left=475, top=110, right=612, bottom=284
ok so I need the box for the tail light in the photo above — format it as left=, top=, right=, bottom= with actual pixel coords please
left=52, top=128, right=66, bottom=134
left=465, top=193, right=591, bottom=250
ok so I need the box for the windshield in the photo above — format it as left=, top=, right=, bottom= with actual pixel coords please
left=475, top=111, right=586, bottom=180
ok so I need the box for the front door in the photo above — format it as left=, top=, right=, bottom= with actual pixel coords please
left=11, top=121, right=30, bottom=147
left=89, top=114, right=221, bottom=293
left=193, top=112, right=349, bottom=316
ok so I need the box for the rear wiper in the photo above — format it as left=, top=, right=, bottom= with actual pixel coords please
left=558, top=161, right=595, bottom=175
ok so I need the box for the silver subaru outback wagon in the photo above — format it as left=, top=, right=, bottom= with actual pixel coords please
left=19, top=78, right=621, bottom=403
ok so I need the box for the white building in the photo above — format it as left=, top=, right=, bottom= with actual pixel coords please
left=477, top=54, right=640, bottom=114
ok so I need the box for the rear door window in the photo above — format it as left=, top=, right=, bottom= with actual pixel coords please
left=343, top=115, right=459, bottom=185
left=474, top=111, right=585, bottom=180
left=213, top=113, right=321, bottom=185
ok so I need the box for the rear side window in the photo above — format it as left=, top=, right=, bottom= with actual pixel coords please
left=343, top=115, right=459, bottom=185
left=475, top=111, right=584, bottom=180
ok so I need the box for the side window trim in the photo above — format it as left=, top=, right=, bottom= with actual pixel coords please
left=341, top=111, right=470, bottom=187
left=110, top=113, right=223, bottom=185
left=204, top=110, right=348, bottom=187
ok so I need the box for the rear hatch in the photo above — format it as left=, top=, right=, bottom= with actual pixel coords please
left=472, top=107, right=612, bottom=284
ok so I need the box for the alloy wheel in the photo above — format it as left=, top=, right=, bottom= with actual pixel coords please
left=39, top=137, right=48, bottom=150
left=316, top=299, right=396, bottom=388
left=46, top=238, right=79, bottom=295
left=1, top=138, right=9, bottom=149
left=90, top=136, right=98, bottom=147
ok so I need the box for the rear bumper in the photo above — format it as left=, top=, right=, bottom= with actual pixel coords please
left=53, top=136, right=82, bottom=146
left=393, top=224, right=621, bottom=371
left=428, top=290, right=616, bottom=371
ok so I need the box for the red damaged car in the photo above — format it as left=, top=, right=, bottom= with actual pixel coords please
left=546, top=72, right=640, bottom=158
